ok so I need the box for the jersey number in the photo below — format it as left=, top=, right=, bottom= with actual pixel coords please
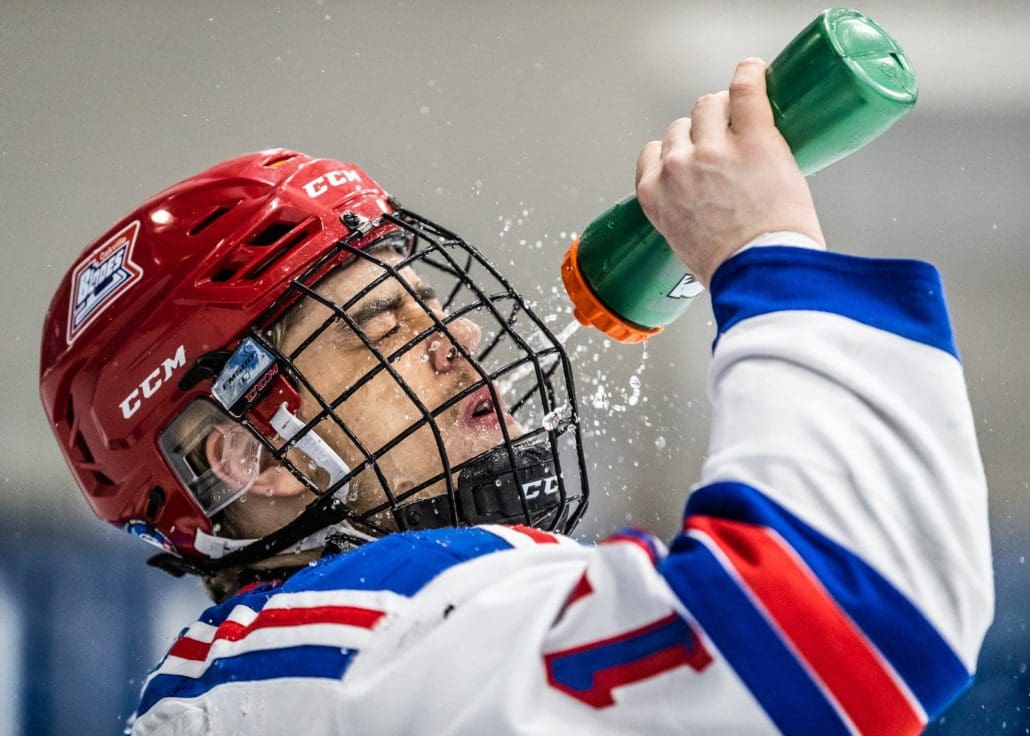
left=544, top=613, right=712, bottom=708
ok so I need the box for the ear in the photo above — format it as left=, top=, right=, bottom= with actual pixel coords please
left=250, top=463, right=308, bottom=498
left=204, top=426, right=307, bottom=499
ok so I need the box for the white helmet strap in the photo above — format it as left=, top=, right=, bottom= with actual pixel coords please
left=268, top=402, right=351, bottom=488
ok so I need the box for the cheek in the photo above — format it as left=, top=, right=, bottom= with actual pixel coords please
left=348, top=372, right=420, bottom=438
left=299, top=346, right=463, bottom=456
left=294, top=348, right=373, bottom=431
left=395, top=355, right=462, bottom=414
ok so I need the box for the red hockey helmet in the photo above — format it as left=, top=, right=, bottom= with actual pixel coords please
left=40, top=150, right=588, bottom=575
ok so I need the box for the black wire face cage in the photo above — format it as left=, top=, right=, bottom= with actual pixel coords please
left=154, top=205, right=589, bottom=575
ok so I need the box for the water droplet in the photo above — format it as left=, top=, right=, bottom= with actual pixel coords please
left=542, top=403, right=572, bottom=431
left=627, top=375, right=641, bottom=406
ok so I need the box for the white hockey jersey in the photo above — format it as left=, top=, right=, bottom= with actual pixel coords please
left=131, top=243, right=993, bottom=735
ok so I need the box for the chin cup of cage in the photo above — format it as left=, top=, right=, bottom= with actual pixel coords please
left=393, top=440, right=566, bottom=531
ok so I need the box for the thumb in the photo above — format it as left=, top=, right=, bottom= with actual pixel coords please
left=728, top=58, right=774, bottom=134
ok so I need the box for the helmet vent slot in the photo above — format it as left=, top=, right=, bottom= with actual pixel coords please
left=93, top=470, right=115, bottom=488
left=263, top=153, right=297, bottom=168
left=71, top=431, right=94, bottom=464
left=246, top=221, right=297, bottom=246
left=210, top=267, right=238, bottom=283
left=64, top=393, right=77, bottom=429
left=242, top=225, right=314, bottom=280
left=188, top=204, right=234, bottom=236
left=69, top=430, right=117, bottom=493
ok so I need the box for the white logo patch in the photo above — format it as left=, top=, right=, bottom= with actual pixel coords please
left=66, top=220, right=144, bottom=344
left=667, top=273, right=704, bottom=300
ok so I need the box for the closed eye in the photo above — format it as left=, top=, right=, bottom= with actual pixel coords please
left=374, top=323, right=402, bottom=344
left=342, top=282, right=439, bottom=347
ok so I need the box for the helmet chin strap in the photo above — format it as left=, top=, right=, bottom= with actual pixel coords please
left=193, top=403, right=369, bottom=560
left=193, top=521, right=374, bottom=559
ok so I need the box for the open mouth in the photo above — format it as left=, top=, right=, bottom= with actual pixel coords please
left=471, top=397, right=494, bottom=417
left=462, top=384, right=514, bottom=430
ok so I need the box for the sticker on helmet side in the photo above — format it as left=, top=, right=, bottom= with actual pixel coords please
left=212, top=337, right=278, bottom=416
left=125, top=520, right=178, bottom=554
left=66, top=220, right=144, bottom=344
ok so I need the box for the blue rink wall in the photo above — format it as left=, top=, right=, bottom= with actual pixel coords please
left=0, top=512, right=1025, bottom=735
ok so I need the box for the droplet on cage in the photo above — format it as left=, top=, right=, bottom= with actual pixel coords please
left=542, top=403, right=572, bottom=431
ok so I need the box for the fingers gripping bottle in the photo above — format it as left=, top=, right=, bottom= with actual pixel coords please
left=561, top=8, right=918, bottom=343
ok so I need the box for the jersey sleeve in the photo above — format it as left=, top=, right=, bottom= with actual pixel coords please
left=475, top=245, right=992, bottom=735
left=654, top=245, right=994, bottom=733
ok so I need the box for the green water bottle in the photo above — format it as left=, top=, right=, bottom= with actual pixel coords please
left=561, top=7, right=918, bottom=343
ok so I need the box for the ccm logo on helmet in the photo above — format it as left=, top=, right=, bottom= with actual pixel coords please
left=301, top=168, right=363, bottom=198
left=119, top=345, right=186, bottom=419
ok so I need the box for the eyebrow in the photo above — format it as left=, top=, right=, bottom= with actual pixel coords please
left=348, top=284, right=438, bottom=327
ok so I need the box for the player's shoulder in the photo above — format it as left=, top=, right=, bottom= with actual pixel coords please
left=284, top=523, right=585, bottom=596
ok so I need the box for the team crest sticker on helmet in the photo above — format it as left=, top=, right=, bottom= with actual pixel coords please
left=124, top=520, right=178, bottom=554
left=66, top=220, right=144, bottom=344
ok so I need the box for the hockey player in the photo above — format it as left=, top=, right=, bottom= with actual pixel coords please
left=40, top=59, right=992, bottom=734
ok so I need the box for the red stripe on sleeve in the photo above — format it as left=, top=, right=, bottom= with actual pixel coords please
left=553, top=571, right=594, bottom=627
left=167, top=635, right=212, bottom=662
left=509, top=524, right=559, bottom=544
left=687, top=515, right=924, bottom=736
left=168, top=605, right=384, bottom=663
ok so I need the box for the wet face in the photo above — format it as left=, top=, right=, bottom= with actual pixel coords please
left=278, top=248, right=524, bottom=527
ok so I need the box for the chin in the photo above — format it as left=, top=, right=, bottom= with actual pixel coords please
left=445, top=417, right=523, bottom=469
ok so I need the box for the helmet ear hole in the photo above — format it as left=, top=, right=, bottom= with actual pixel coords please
left=205, top=424, right=262, bottom=499
left=158, top=399, right=264, bottom=518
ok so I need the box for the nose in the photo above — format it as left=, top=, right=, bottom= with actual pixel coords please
left=428, top=317, right=481, bottom=372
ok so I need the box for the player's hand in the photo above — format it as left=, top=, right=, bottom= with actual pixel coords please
left=635, top=58, right=825, bottom=287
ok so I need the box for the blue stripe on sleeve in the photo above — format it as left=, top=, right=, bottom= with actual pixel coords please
left=708, top=246, right=958, bottom=359
left=684, top=482, right=972, bottom=719
left=548, top=614, right=699, bottom=693
left=137, top=645, right=356, bottom=716
left=659, top=534, right=851, bottom=734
